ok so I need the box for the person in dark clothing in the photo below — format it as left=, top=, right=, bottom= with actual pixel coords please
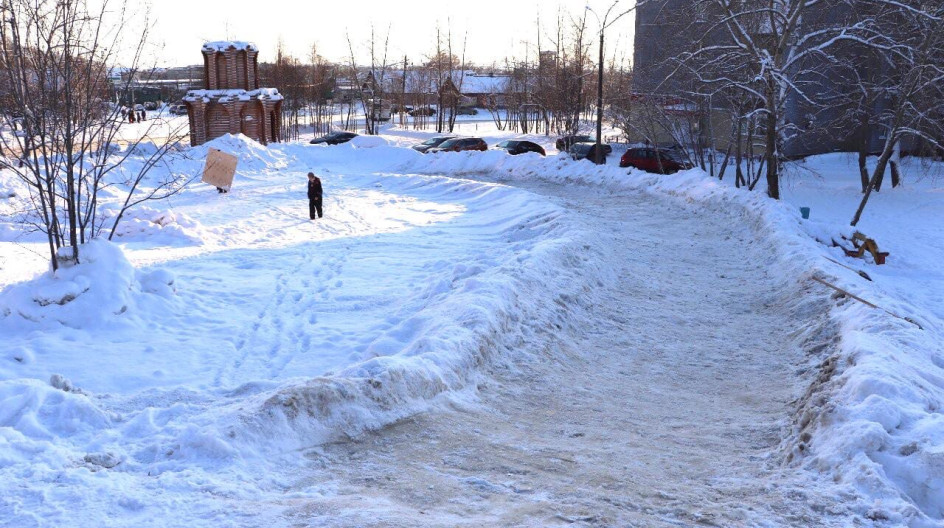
left=307, top=172, right=323, bottom=219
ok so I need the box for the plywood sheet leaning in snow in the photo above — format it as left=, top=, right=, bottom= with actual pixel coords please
left=202, top=148, right=238, bottom=189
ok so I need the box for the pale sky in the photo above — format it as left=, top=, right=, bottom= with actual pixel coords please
left=129, top=0, right=636, bottom=68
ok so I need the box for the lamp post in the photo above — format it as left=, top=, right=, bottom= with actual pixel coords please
left=586, top=3, right=634, bottom=165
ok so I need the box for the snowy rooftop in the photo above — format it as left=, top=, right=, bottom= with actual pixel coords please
left=202, top=41, right=257, bottom=53
left=375, top=70, right=509, bottom=94
left=183, top=87, right=282, bottom=103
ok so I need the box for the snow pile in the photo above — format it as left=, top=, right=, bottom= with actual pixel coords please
left=105, top=205, right=206, bottom=246
left=348, top=135, right=388, bottom=149
left=402, top=149, right=635, bottom=188
left=403, top=149, right=944, bottom=525
left=196, top=133, right=292, bottom=173
left=0, top=239, right=176, bottom=328
left=128, top=141, right=160, bottom=157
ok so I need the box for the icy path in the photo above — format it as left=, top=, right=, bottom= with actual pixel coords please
left=282, top=180, right=855, bottom=527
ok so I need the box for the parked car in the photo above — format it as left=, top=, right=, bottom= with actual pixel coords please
left=620, top=147, right=692, bottom=173
left=144, top=101, right=159, bottom=110
left=494, top=140, right=546, bottom=156
left=456, top=106, right=478, bottom=116
left=409, top=107, right=436, bottom=117
left=568, top=142, right=608, bottom=163
left=309, top=131, right=358, bottom=145
left=555, top=135, right=612, bottom=154
left=412, top=136, right=455, bottom=153
left=556, top=135, right=593, bottom=150
left=170, top=104, right=188, bottom=115
left=427, top=137, right=488, bottom=153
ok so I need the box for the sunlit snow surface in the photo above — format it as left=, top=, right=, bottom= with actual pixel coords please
left=0, top=134, right=591, bottom=525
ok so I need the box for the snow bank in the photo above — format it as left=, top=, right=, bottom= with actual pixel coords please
left=226, top=173, right=599, bottom=453
left=403, top=149, right=944, bottom=525
left=0, top=239, right=176, bottom=329
left=104, top=205, right=207, bottom=246
left=348, top=135, right=388, bottom=148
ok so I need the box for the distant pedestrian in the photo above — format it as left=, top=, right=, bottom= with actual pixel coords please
left=139, top=109, right=146, bottom=121
left=307, top=172, right=323, bottom=220
left=128, top=110, right=135, bottom=123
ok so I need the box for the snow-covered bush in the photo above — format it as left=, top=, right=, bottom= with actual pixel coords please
left=0, top=239, right=176, bottom=327
left=105, top=206, right=206, bottom=246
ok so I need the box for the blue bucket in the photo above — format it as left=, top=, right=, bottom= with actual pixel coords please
left=800, top=207, right=811, bottom=219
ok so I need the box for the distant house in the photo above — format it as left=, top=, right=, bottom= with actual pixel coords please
left=356, top=69, right=512, bottom=108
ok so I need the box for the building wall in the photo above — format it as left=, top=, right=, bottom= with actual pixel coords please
left=186, top=98, right=281, bottom=146
left=201, top=46, right=259, bottom=91
left=633, top=0, right=873, bottom=158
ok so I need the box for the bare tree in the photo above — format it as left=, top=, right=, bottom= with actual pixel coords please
left=667, top=0, right=883, bottom=199
left=0, top=0, right=189, bottom=270
left=345, top=25, right=393, bottom=136
left=850, top=0, right=944, bottom=225
left=261, top=41, right=305, bottom=142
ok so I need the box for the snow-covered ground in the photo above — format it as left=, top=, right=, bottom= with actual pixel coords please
left=0, top=134, right=597, bottom=525
left=0, top=119, right=942, bottom=526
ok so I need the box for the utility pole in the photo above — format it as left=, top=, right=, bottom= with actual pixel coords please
left=587, top=2, right=635, bottom=165
left=401, top=55, right=407, bottom=128
left=595, top=30, right=604, bottom=165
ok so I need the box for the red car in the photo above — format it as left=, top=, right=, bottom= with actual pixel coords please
left=620, top=148, right=691, bottom=173
left=427, top=137, right=488, bottom=153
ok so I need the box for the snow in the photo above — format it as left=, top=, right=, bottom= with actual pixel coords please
left=202, top=41, right=256, bottom=52
left=0, top=133, right=595, bottom=525
left=0, top=120, right=942, bottom=525
left=183, top=88, right=283, bottom=103
left=347, top=135, right=388, bottom=148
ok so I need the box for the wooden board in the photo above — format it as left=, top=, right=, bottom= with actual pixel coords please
left=201, top=148, right=238, bottom=189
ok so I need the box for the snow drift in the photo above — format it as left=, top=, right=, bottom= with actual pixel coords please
left=0, top=239, right=177, bottom=328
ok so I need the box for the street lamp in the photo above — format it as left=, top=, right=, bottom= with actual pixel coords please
left=586, top=3, right=634, bottom=164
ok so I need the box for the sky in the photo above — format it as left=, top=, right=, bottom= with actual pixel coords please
left=129, top=0, right=637, bottom=68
